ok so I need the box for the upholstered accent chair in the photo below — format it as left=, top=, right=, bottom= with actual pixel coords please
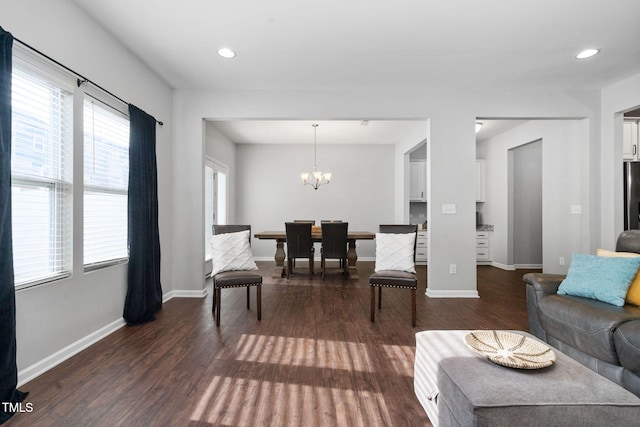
left=285, top=222, right=315, bottom=279
left=369, top=224, right=418, bottom=326
left=320, top=221, right=349, bottom=279
left=211, top=225, right=262, bottom=326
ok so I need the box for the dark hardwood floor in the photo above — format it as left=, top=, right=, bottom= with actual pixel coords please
left=7, top=263, right=536, bottom=426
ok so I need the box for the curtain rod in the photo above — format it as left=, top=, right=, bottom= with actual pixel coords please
left=13, top=36, right=163, bottom=126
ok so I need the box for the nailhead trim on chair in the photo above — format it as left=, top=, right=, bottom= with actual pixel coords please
left=215, top=282, right=262, bottom=289
left=369, top=282, right=417, bottom=290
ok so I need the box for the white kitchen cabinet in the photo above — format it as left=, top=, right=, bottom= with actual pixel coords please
left=476, top=231, right=490, bottom=262
left=623, top=120, right=639, bottom=161
left=476, top=160, right=486, bottom=202
left=416, top=230, right=428, bottom=265
left=410, top=161, right=427, bottom=202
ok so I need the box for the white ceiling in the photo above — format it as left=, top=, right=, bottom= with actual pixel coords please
left=212, top=120, right=426, bottom=145
left=70, top=0, right=640, bottom=144
left=211, top=119, right=527, bottom=145
left=71, top=0, right=640, bottom=91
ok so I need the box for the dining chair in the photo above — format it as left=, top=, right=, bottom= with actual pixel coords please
left=320, top=221, right=349, bottom=279
left=369, top=224, right=418, bottom=326
left=320, top=220, right=344, bottom=268
left=211, top=225, right=262, bottom=326
left=285, top=222, right=315, bottom=279
left=290, top=221, right=316, bottom=268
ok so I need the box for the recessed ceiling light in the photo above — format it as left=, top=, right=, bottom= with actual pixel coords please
left=217, top=47, right=236, bottom=59
left=576, top=48, right=600, bottom=59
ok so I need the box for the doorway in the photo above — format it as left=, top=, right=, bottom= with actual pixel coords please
left=205, top=158, right=228, bottom=260
left=509, top=140, right=542, bottom=268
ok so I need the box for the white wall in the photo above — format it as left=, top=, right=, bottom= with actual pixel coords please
left=477, top=120, right=588, bottom=273
left=172, top=88, right=601, bottom=299
left=234, top=143, right=395, bottom=259
left=1, top=0, right=173, bottom=380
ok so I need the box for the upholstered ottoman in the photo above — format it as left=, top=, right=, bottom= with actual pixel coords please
left=414, top=330, right=640, bottom=427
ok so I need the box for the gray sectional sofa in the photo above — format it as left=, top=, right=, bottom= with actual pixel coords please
left=524, top=230, right=640, bottom=397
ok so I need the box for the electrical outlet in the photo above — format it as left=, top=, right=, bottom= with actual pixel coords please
left=449, top=264, right=457, bottom=274
left=559, top=257, right=565, bottom=266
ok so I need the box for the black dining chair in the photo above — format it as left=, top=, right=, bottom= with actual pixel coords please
left=321, top=222, right=349, bottom=279
left=369, top=224, right=418, bottom=326
left=285, top=222, right=315, bottom=280
left=211, top=225, right=262, bottom=326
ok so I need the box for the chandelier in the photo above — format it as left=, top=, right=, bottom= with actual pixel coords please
left=301, top=124, right=331, bottom=190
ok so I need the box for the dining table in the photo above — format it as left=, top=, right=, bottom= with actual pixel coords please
left=254, top=230, right=376, bottom=279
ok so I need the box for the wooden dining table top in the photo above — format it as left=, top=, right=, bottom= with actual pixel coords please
left=254, top=230, right=376, bottom=240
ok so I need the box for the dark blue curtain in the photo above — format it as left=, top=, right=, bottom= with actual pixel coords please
left=0, top=27, right=28, bottom=424
left=123, top=105, right=162, bottom=325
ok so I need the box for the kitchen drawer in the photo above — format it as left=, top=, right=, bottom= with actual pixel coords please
left=476, top=248, right=490, bottom=261
left=476, top=231, right=490, bottom=239
left=476, top=238, right=489, bottom=248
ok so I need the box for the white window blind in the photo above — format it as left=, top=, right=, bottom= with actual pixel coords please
left=11, top=66, right=73, bottom=286
left=83, top=98, right=129, bottom=267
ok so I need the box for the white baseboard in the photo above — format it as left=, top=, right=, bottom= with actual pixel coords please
left=164, top=289, right=208, bottom=300
left=425, top=289, right=480, bottom=298
left=18, top=317, right=126, bottom=387
left=489, top=262, right=542, bottom=270
left=514, top=264, right=543, bottom=269
left=490, top=261, right=516, bottom=271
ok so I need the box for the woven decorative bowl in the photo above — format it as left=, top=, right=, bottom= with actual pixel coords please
left=312, top=226, right=321, bottom=233
left=464, top=330, right=556, bottom=369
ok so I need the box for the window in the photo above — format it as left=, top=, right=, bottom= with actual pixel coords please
left=83, top=97, right=129, bottom=268
left=11, top=64, right=73, bottom=286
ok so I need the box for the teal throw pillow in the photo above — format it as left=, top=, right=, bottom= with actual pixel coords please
left=558, top=253, right=640, bottom=306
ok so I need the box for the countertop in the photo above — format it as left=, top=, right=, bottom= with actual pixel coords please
left=414, top=224, right=494, bottom=232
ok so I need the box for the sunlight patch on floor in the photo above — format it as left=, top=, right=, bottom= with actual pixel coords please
left=381, top=344, right=416, bottom=376
left=234, top=334, right=375, bottom=372
left=191, top=376, right=392, bottom=425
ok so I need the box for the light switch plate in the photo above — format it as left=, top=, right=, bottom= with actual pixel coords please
left=570, top=205, right=582, bottom=214
left=442, top=204, right=456, bottom=214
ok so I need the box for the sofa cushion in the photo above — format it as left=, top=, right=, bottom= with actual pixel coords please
left=538, top=293, right=640, bottom=365
left=597, top=249, right=640, bottom=306
left=557, top=253, right=640, bottom=306
left=615, top=320, right=640, bottom=378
